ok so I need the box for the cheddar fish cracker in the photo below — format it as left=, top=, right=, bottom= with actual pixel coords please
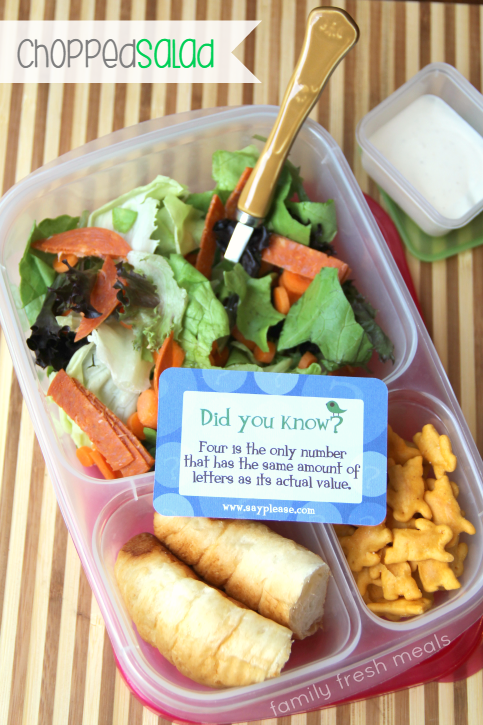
left=413, top=424, right=457, bottom=479
left=448, top=541, right=468, bottom=578
left=426, top=477, right=459, bottom=499
left=424, top=476, right=475, bottom=545
left=355, top=567, right=382, bottom=597
left=367, top=597, right=432, bottom=618
left=385, top=519, right=454, bottom=564
left=340, top=524, right=393, bottom=572
left=387, top=425, right=420, bottom=465
left=373, top=562, right=422, bottom=601
left=340, top=424, right=473, bottom=621
left=417, top=559, right=461, bottom=592
left=387, top=456, right=432, bottom=522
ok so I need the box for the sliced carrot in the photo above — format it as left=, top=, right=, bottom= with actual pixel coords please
left=209, top=340, right=230, bottom=367
left=195, top=194, right=225, bottom=280
left=74, top=256, right=120, bottom=341
left=232, top=326, right=256, bottom=351
left=90, top=448, right=118, bottom=480
left=153, top=331, right=173, bottom=395
left=225, top=167, right=253, bottom=220
left=32, top=227, right=131, bottom=259
left=262, top=234, right=349, bottom=282
left=137, top=389, right=158, bottom=430
left=279, top=269, right=312, bottom=304
left=273, top=285, right=290, bottom=315
left=254, top=341, right=276, bottom=364
left=185, top=250, right=198, bottom=267
left=127, top=412, right=146, bottom=440
left=298, top=351, right=318, bottom=369
left=172, top=340, right=185, bottom=367
left=153, top=332, right=185, bottom=396
left=119, top=320, right=133, bottom=330
left=76, top=446, right=94, bottom=467
left=53, top=253, right=78, bottom=273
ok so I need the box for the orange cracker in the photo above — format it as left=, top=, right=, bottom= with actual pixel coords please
left=387, top=456, right=432, bottom=522
left=424, top=475, right=475, bottom=546
left=387, top=425, right=421, bottom=465
left=413, top=424, right=457, bottom=479
left=339, top=523, right=393, bottom=572
left=384, top=519, right=454, bottom=565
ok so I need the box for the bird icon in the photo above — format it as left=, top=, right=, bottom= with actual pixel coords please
left=326, top=400, right=346, bottom=415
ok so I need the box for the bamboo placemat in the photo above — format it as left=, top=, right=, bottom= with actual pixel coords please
left=0, top=1, right=482, bottom=724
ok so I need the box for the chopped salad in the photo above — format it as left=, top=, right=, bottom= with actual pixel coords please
left=18, top=145, right=394, bottom=479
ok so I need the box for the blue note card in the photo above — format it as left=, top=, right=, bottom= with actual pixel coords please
left=153, top=368, right=388, bottom=525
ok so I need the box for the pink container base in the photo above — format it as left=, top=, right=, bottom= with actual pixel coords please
left=112, top=618, right=483, bottom=722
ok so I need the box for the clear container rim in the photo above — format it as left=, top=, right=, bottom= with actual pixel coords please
left=356, top=62, right=483, bottom=231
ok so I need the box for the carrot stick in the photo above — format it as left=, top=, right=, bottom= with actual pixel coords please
left=76, top=446, right=94, bottom=467
left=254, top=341, right=276, bottom=364
left=279, top=269, right=312, bottom=304
left=53, top=254, right=78, bottom=273
left=262, top=234, right=349, bottom=282
left=137, top=389, right=158, bottom=430
left=153, top=331, right=173, bottom=395
left=298, top=351, right=318, bottom=369
left=32, top=227, right=131, bottom=259
left=195, top=194, right=225, bottom=280
left=225, top=167, right=253, bottom=220
left=171, top=340, right=185, bottom=368
left=273, top=285, right=290, bottom=315
left=153, top=331, right=185, bottom=396
left=127, top=412, right=146, bottom=440
left=209, top=340, right=230, bottom=367
left=90, top=448, right=118, bottom=479
left=232, top=326, right=256, bottom=351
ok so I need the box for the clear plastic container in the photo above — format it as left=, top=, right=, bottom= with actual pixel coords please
left=0, top=106, right=482, bottom=722
left=357, top=63, right=483, bottom=238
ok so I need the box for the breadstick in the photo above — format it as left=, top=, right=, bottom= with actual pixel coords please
left=153, top=515, right=330, bottom=639
left=114, top=533, right=292, bottom=688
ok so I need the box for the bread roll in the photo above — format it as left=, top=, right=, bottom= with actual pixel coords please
left=114, top=533, right=292, bottom=688
left=153, top=515, right=330, bottom=639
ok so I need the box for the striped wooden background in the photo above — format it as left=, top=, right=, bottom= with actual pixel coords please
left=1, top=0, right=483, bottom=724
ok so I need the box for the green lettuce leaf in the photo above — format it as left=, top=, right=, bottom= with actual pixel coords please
left=19, top=215, right=79, bottom=326
left=152, top=195, right=204, bottom=257
left=88, top=176, right=187, bottom=254
left=112, top=207, right=138, bottom=233
left=265, top=168, right=311, bottom=245
left=90, top=322, right=153, bottom=394
left=66, top=342, right=140, bottom=423
left=124, top=251, right=188, bottom=352
left=186, top=190, right=216, bottom=214
left=224, top=264, right=284, bottom=352
left=168, top=254, right=230, bottom=368
left=286, top=200, right=337, bottom=243
left=291, top=362, right=323, bottom=375
left=212, top=145, right=259, bottom=192
left=343, top=280, right=395, bottom=363
left=278, top=267, right=374, bottom=370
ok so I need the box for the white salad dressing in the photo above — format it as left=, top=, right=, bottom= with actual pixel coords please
left=369, top=94, right=483, bottom=219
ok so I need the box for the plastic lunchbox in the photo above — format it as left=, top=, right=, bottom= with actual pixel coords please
left=0, top=105, right=482, bottom=723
